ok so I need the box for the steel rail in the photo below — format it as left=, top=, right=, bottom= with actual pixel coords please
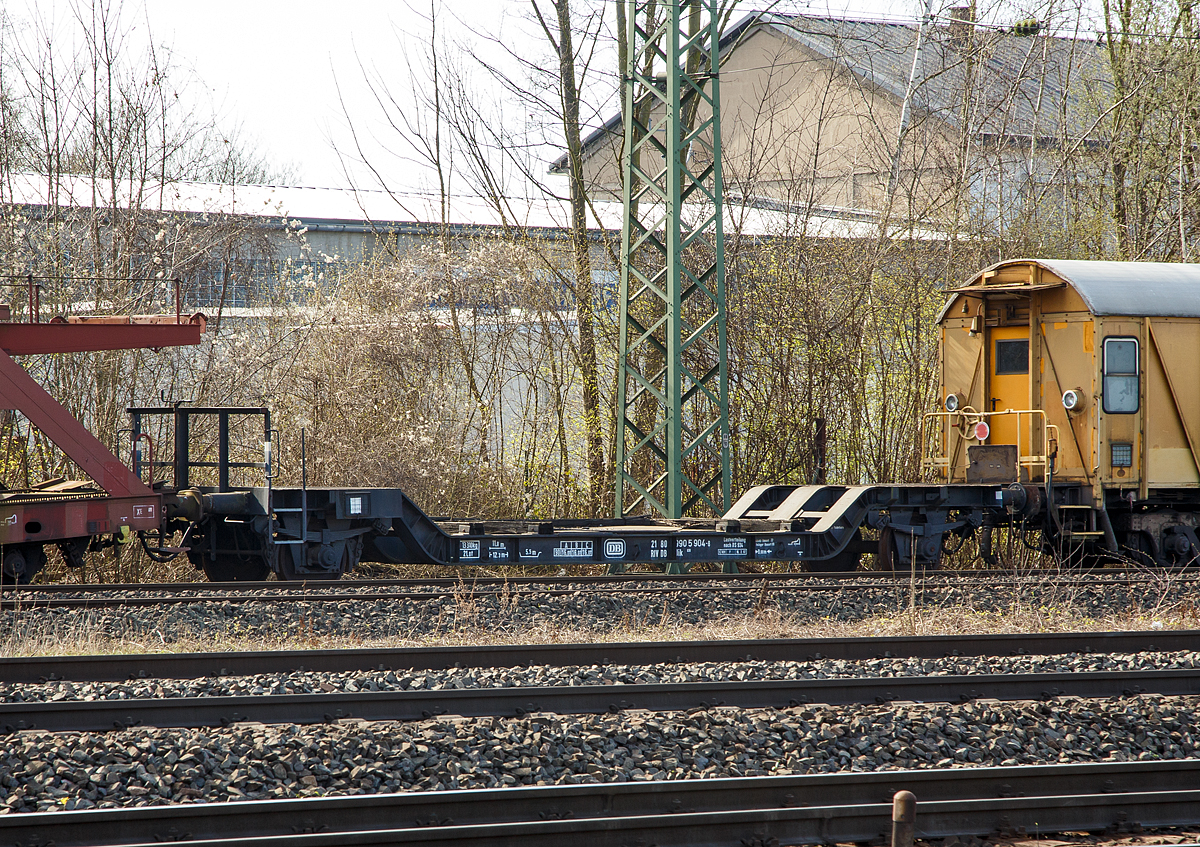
left=108, top=790, right=1200, bottom=847
left=3, top=566, right=1192, bottom=594
left=3, top=629, right=1196, bottom=684
left=4, top=667, right=1200, bottom=733
left=0, top=761, right=1194, bottom=847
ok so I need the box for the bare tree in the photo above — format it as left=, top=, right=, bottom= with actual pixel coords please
left=0, top=0, right=301, bottom=579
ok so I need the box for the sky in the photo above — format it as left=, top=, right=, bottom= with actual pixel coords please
left=144, top=0, right=520, bottom=189
left=18, top=0, right=995, bottom=192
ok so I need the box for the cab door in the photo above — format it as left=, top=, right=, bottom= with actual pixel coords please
left=988, top=324, right=1030, bottom=447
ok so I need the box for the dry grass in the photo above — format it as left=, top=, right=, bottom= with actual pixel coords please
left=10, top=553, right=1200, bottom=658
left=3, top=599, right=1198, bottom=659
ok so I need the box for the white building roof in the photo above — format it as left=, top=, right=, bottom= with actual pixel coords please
left=3, top=172, right=937, bottom=240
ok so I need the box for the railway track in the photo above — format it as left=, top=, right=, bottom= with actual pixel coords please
left=2, top=761, right=1198, bottom=846
left=3, top=568, right=1195, bottom=610
left=8, top=569, right=1187, bottom=650
left=5, top=666, right=1199, bottom=733
left=4, top=630, right=1199, bottom=732
left=5, top=631, right=1200, bottom=842
left=3, top=629, right=1196, bottom=682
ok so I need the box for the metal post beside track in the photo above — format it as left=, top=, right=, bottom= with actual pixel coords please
left=893, top=790, right=916, bottom=847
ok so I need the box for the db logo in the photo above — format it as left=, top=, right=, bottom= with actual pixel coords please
left=604, top=539, right=626, bottom=559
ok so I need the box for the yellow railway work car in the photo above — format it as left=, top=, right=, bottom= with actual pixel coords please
left=928, top=258, right=1200, bottom=564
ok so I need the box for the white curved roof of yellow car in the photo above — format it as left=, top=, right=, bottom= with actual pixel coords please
left=941, top=259, right=1200, bottom=321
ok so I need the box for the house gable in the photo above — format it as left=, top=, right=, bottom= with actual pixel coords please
left=561, top=12, right=1107, bottom=222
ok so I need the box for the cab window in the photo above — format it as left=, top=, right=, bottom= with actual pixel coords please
left=1103, top=337, right=1139, bottom=414
left=995, top=339, right=1028, bottom=374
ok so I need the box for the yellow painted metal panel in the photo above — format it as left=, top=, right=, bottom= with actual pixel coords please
left=944, top=325, right=985, bottom=410
left=941, top=320, right=984, bottom=481
left=1037, top=285, right=1088, bottom=314
left=1038, top=320, right=1094, bottom=483
left=1150, top=449, right=1200, bottom=483
left=1145, top=320, right=1200, bottom=486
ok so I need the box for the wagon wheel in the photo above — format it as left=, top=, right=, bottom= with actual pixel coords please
left=1, top=546, right=44, bottom=585
left=877, top=526, right=901, bottom=571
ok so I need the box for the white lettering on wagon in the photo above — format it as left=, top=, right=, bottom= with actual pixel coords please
left=717, top=537, right=748, bottom=558
left=552, top=540, right=593, bottom=559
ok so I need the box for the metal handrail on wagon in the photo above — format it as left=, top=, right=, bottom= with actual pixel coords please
left=922, top=407, right=1059, bottom=483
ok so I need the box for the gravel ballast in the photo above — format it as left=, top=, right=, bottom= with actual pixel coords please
left=2, top=694, right=1195, bottom=814
left=4, top=579, right=1197, bottom=645
left=4, top=650, right=1200, bottom=704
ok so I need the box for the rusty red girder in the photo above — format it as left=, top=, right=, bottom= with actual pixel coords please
left=0, top=350, right=153, bottom=498
left=0, top=494, right=161, bottom=546
left=0, top=312, right=206, bottom=498
left=0, top=313, right=206, bottom=355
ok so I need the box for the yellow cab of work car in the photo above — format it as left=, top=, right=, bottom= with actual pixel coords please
left=929, top=258, right=1200, bottom=565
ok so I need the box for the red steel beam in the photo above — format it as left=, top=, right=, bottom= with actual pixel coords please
left=0, top=350, right=152, bottom=498
left=0, top=315, right=205, bottom=355
left=0, top=495, right=161, bottom=545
